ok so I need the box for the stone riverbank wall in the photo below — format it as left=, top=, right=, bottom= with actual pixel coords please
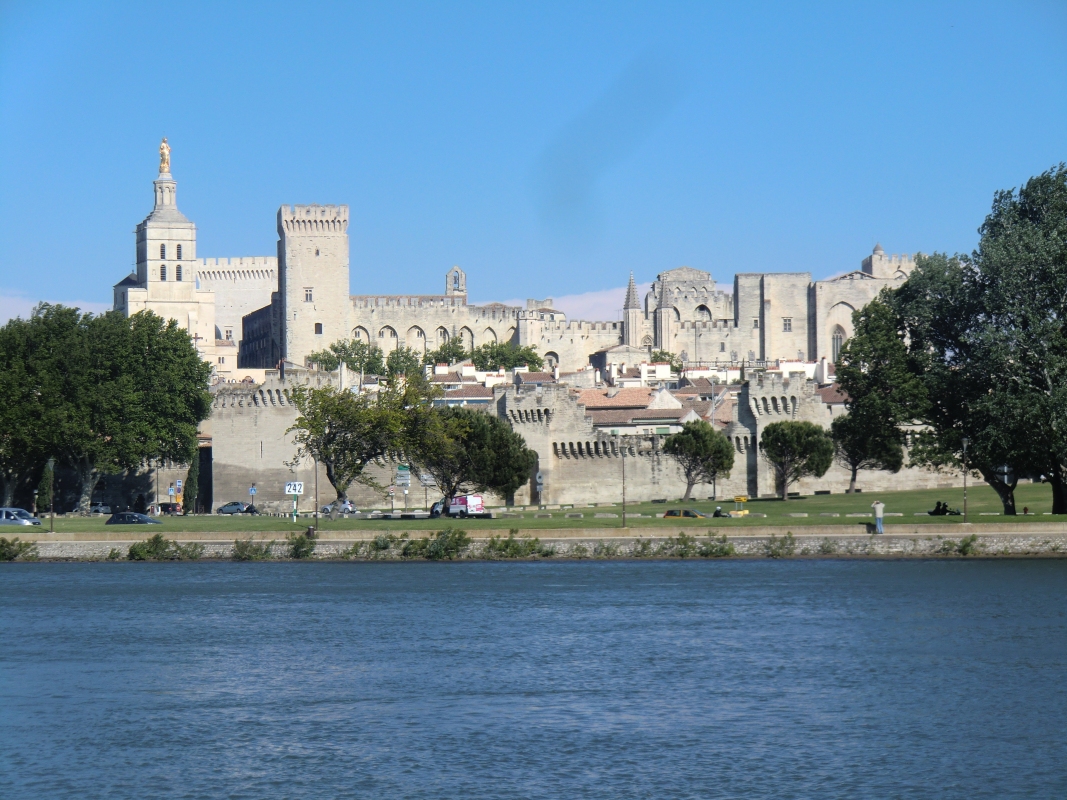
left=15, top=524, right=1067, bottom=560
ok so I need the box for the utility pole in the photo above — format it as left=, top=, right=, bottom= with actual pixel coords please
left=47, top=457, right=55, bottom=533
left=620, top=438, right=627, bottom=529
left=314, top=457, right=319, bottom=534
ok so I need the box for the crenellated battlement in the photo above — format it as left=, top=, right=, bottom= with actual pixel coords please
left=196, top=256, right=277, bottom=284
left=278, top=204, right=349, bottom=235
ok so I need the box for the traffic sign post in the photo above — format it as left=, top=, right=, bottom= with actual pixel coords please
left=535, top=471, right=544, bottom=506
left=285, top=481, right=304, bottom=522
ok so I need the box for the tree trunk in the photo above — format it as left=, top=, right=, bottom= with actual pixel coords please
left=1051, top=470, right=1067, bottom=515
left=324, top=461, right=349, bottom=501
left=977, top=468, right=1017, bottom=515
left=1, top=469, right=15, bottom=507
left=682, top=479, right=694, bottom=501
left=75, top=457, right=98, bottom=514
left=847, top=465, right=858, bottom=494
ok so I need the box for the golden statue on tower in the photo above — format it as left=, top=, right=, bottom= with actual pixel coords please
left=159, top=137, right=171, bottom=173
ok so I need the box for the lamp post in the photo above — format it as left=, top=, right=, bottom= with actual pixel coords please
left=961, top=437, right=969, bottom=524
left=46, top=457, right=55, bottom=533
left=619, top=436, right=627, bottom=529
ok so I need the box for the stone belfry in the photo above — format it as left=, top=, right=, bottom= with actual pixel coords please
left=623, top=272, right=642, bottom=347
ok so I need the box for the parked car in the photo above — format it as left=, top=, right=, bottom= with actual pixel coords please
left=158, top=502, right=184, bottom=516
left=216, top=501, right=249, bottom=515
left=89, top=503, right=112, bottom=515
left=664, top=509, right=709, bottom=518
left=105, top=512, right=162, bottom=525
left=321, top=500, right=357, bottom=514
left=0, top=508, right=41, bottom=526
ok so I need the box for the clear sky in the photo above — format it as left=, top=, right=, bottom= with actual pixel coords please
left=1, top=0, right=1065, bottom=322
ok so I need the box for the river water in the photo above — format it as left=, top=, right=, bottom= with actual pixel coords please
left=2, top=560, right=1065, bottom=799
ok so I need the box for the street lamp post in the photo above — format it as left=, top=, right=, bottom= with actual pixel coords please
left=46, top=457, right=55, bottom=533
left=619, top=437, right=627, bottom=529
left=961, top=437, right=970, bottom=524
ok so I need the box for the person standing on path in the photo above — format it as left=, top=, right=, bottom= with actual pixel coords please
left=871, top=500, right=885, bottom=534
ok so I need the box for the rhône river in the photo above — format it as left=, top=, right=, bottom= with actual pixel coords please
left=2, top=561, right=1065, bottom=799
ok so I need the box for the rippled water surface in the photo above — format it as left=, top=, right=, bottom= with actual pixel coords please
left=2, top=560, right=1066, bottom=799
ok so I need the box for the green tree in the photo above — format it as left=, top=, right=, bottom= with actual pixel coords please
left=411, top=406, right=537, bottom=504
left=307, top=338, right=386, bottom=377
left=424, top=338, right=468, bottom=367
left=650, top=350, right=682, bottom=372
left=662, top=420, right=735, bottom=500
left=288, top=385, right=407, bottom=501
left=469, top=342, right=544, bottom=371
left=183, top=454, right=199, bottom=514
left=759, top=420, right=834, bottom=500
left=36, top=460, right=53, bottom=515
left=386, top=346, right=423, bottom=378
left=830, top=296, right=916, bottom=493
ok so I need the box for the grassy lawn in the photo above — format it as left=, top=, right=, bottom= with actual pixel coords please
left=28, top=482, right=1062, bottom=535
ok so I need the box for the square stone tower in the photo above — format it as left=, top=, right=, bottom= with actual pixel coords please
left=276, top=204, right=350, bottom=365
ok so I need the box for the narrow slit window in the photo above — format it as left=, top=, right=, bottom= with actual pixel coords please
left=176, top=265, right=182, bottom=281
left=314, top=323, right=323, bottom=335
left=160, top=264, right=167, bottom=281
left=176, top=244, right=182, bottom=260
left=160, top=244, right=166, bottom=259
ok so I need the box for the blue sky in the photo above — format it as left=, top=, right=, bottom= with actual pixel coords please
left=1, top=0, right=1065, bottom=321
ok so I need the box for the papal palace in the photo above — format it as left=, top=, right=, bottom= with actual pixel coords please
left=109, top=142, right=959, bottom=511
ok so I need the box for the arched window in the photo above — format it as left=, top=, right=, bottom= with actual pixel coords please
left=831, top=326, right=846, bottom=362
left=160, top=244, right=166, bottom=259
left=314, top=323, right=323, bottom=335
left=696, top=305, right=712, bottom=321
left=176, top=244, right=182, bottom=260
left=176, top=265, right=183, bottom=281
left=160, top=264, right=167, bottom=281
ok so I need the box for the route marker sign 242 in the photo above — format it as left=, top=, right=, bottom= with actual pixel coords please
left=285, top=481, right=305, bottom=495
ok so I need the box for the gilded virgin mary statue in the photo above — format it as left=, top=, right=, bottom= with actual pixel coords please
left=159, top=137, right=171, bottom=173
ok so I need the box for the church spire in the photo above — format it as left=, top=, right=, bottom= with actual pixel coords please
left=624, top=271, right=640, bottom=310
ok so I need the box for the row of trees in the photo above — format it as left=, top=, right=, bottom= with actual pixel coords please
left=0, top=306, right=211, bottom=512
left=306, top=338, right=545, bottom=378
left=288, top=374, right=537, bottom=504
left=832, top=164, right=1067, bottom=514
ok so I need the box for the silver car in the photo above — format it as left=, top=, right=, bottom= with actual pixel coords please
left=0, top=508, right=41, bottom=526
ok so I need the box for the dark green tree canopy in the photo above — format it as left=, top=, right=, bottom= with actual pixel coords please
left=386, top=346, right=423, bottom=378
left=469, top=342, right=544, bottom=372
left=759, top=420, right=834, bottom=500
left=663, top=420, right=735, bottom=500
left=307, top=338, right=386, bottom=376
left=424, top=338, right=469, bottom=367
left=650, top=350, right=682, bottom=372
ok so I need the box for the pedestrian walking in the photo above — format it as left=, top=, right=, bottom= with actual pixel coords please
left=871, top=500, right=885, bottom=534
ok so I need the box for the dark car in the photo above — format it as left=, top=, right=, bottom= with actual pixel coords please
left=158, top=502, right=184, bottom=515
left=106, top=512, right=162, bottom=525
left=664, top=509, right=709, bottom=518
left=216, top=502, right=249, bottom=515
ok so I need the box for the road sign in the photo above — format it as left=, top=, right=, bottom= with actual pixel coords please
left=285, top=481, right=305, bottom=495
left=168, top=486, right=175, bottom=497
left=535, top=471, right=544, bottom=486
left=388, top=486, right=395, bottom=496
left=419, top=473, right=436, bottom=487
left=176, top=479, right=183, bottom=492
left=249, top=486, right=257, bottom=496
left=396, top=465, right=411, bottom=487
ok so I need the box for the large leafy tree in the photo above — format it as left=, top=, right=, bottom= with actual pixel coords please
left=424, top=338, right=468, bottom=367
left=662, top=420, right=735, bottom=500
left=307, top=338, right=386, bottom=377
left=411, top=406, right=537, bottom=504
left=386, top=346, right=423, bottom=378
left=469, top=342, right=544, bottom=372
left=650, top=350, right=682, bottom=372
left=886, top=165, right=1067, bottom=514
left=759, top=421, right=834, bottom=500
left=830, top=296, right=916, bottom=492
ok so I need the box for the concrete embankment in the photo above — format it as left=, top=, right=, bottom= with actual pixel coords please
left=16, top=523, right=1067, bottom=560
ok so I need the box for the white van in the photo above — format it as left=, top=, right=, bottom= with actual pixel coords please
left=447, top=495, right=486, bottom=518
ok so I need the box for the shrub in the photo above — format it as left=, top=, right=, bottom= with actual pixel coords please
left=0, top=537, right=38, bottom=562
left=593, top=540, right=620, bottom=558
left=286, top=532, right=316, bottom=559
left=339, top=542, right=366, bottom=559
left=570, top=543, right=589, bottom=558
left=485, top=529, right=548, bottom=558
left=660, top=532, right=698, bottom=558
left=106, top=548, right=122, bottom=561
left=818, top=538, right=838, bottom=555
left=631, top=538, right=654, bottom=558
left=940, top=534, right=982, bottom=556
left=764, top=532, right=797, bottom=558
left=371, top=533, right=397, bottom=552
left=128, top=533, right=203, bottom=561
left=233, top=537, right=275, bottom=561
left=698, top=533, right=735, bottom=558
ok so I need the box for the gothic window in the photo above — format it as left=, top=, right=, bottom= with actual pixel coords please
left=304, top=288, right=313, bottom=302
left=782, top=318, right=792, bottom=332
left=218, top=356, right=225, bottom=364
left=696, top=305, right=711, bottom=321
left=176, top=265, right=182, bottom=281
left=160, top=264, right=167, bottom=281
left=315, top=323, right=323, bottom=335
left=831, top=326, right=846, bottom=361
left=176, top=244, right=182, bottom=260
left=160, top=244, right=166, bottom=259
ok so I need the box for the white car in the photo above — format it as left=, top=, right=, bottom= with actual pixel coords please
left=321, top=499, right=357, bottom=514
left=0, top=508, right=41, bottom=526
left=90, top=503, right=111, bottom=514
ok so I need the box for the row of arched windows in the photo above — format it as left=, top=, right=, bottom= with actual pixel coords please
left=159, top=265, right=182, bottom=282
left=159, top=244, right=183, bottom=260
